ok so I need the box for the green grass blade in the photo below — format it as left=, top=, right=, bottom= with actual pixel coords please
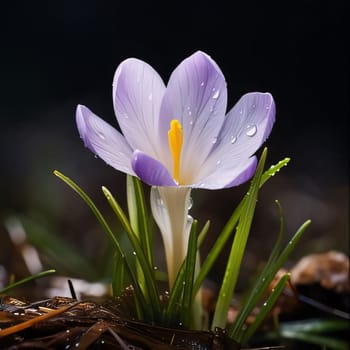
left=127, top=175, right=153, bottom=267
left=111, top=251, right=126, bottom=298
left=193, top=156, right=289, bottom=298
left=262, top=319, right=349, bottom=350
left=102, top=186, right=162, bottom=319
left=280, top=327, right=349, bottom=350
left=260, top=157, right=290, bottom=187
left=0, top=269, right=56, bottom=295
left=211, top=148, right=267, bottom=330
left=263, top=200, right=285, bottom=269
left=241, top=273, right=291, bottom=344
left=54, top=171, right=122, bottom=252
left=54, top=170, right=146, bottom=320
left=193, top=200, right=243, bottom=297
left=274, top=220, right=311, bottom=268
left=229, top=219, right=311, bottom=340
left=197, top=220, right=211, bottom=248
left=180, top=220, right=198, bottom=328
left=165, top=261, right=186, bottom=325
left=280, top=318, right=350, bottom=334
left=229, top=200, right=285, bottom=338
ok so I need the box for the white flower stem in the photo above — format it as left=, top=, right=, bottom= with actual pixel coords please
left=151, top=187, right=192, bottom=289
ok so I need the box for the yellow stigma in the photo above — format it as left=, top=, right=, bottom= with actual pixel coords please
left=168, top=119, right=183, bottom=184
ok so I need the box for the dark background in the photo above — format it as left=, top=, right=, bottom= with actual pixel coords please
left=1, top=1, right=348, bottom=289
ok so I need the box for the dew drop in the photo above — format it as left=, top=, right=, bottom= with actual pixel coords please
left=212, top=137, right=217, bottom=144
left=148, top=93, right=153, bottom=101
left=246, top=124, right=257, bottom=137
left=187, top=197, right=193, bottom=210
left=200, top=82, right=205, bottom=87
left=216, top=160, right=221, bottom=165
left=189, top=120, right=193, bottom=126
left=132, top=251, right=137, bottom=256
left=239, top=109, right=243, bottom=115
left=157, top=198, right=164, bottom=207
left=97, top=132, right=105, bottom=140
left=153, top=266, right=158, bottom=270
left=230, top=136, right=237, bottom=144
left=212, top=90, right=220, bottom=99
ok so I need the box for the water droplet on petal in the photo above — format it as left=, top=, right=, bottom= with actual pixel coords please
left=189, top=120, right=193, bottom=126
left=148, top=93, right=153, bottom=101
left=246, top=124, right=257, bottom=137
left=187, top=197, right=193, bottom=210
left=212, top=90, right=220, bottom=99
left=97, top=132, right=105, bottom=140
left=216, top=160, right=221, bottom=165
left=157, top=198, right=164, bottom=207
left=200, top=82, right=205, bottom=87
left=230, top=136, right=237, bottom=144
left=239, top=109, right=243, bottom=115
left=212, top=137, right=217, bottom=144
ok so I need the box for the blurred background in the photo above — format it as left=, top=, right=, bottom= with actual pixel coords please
left=1, top=1, right=348, bottom=296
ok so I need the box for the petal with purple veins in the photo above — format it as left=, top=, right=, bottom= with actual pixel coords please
left=197, top=92, right=275, bottom=181
left=159, top=51, right=228, bottom=180
left=113, top=58, right=166, bottom=159
left=193, top=156, right=257, bottom=189
left=76, top=105, right=135, bottom=175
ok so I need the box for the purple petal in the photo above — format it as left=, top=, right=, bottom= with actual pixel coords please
left=158, top=51, right=228, bottom=179
left=76, top=105, right=135, bottom=175
left=113, top=58, right=166, bottom=159
left=193, top=157, right=257, bottom=189
left=197, top=92, right=275, bottom=181
left=131, top=150, right=177, bottom=186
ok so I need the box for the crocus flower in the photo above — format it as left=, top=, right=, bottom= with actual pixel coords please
left=76, top=51, right=275, bottom=289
